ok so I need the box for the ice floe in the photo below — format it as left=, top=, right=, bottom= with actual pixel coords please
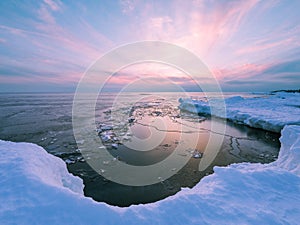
left=179, top=92, right=300, bottom=133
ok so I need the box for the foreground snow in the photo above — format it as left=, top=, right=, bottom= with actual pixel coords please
left=179, top=92, right=300, bottom=132
left=0, top=124, right=299, bottom=224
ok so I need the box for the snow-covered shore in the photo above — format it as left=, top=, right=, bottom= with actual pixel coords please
left=1, top=92, right=299, bottom=224
left=0, top=124, right=299, bottom=224
left=179, top=92, right=300, bottom=133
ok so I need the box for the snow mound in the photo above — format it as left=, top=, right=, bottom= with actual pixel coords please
left=276, top=125, right=300, bottom=175
left=179, top=92, right=300, bottom=132
left=0, top=125, right=300, bottom=224
left=0, top=141, right=83, bottom=194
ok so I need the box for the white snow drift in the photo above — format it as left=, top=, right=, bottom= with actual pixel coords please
left=179, top=92, right=300, bottom=133
left=0, top=124, right=299, bottom=224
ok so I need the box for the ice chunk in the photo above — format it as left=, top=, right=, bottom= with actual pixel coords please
left=192, top=151, right=203, bottom=159
left=101, top=134, right=111, bottom=142
left=179, top=92, right=300, bottom=133
left=111, top=143, right=118, bottom=149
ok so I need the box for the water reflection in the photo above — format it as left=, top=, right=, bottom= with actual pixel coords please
left=0, top=93, right=280, bottom=207
left=70, top=94, right=280, bottom=206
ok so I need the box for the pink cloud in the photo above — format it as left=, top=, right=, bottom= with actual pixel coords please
left=130, top=0, right=260, bottom=60
left=106, top=74, right=192, bottom=87
left=212, top=63, right=271, bottom=82
left=101, top=62, right=207, bottom=90
left=120, top=0, right=137, bottom=15
left=236, top=38, right=295, bottom=55
left=0, top=73, right=79, bottom=84
left=44, top=0, right=62, bottom=11
left=38, top=5, right=56, bottom=24
left=0, top=25, right=25, bottom=36
left=150, top=16, right=172, bottom=28
left=32, top=10, right=106, bottom=63
left=30, top=1, right=115, bottom=66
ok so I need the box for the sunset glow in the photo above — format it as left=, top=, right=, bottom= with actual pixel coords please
left=0, top=0, right=299, bottom=92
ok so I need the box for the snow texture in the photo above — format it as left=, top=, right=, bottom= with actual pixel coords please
left=0, top=124, right=299, bottom=224
left=179, top=92, right=300, bottom=133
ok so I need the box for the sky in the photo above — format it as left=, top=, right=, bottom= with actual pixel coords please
left=0, top=0, right=299, bottom=92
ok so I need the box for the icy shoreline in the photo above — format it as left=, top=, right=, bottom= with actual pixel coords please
left=0, top=92, right=299, bottom=224
left=179, top=92, right=300, bottom=133
left=0, top=124, right=299, bottom=224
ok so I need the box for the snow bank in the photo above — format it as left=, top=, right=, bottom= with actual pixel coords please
left=0, top=124, right=299, bottom=224
left=179, top=92, right=300, bottom=132
left=275, top=125, right=300, bottom=175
